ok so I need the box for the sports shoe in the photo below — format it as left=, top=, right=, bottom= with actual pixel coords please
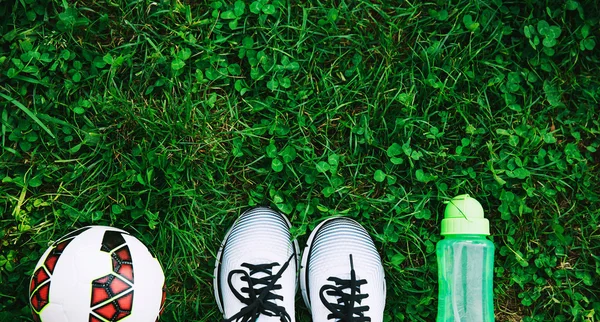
left=300, top=217, right=386, bottom=322
left=214, top=207, right=300, bottom=321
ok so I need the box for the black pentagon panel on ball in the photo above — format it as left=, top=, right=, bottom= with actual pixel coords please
left=101, top=230, right=127, bottom=253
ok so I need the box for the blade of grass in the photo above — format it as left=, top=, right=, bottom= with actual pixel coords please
left=0, top=92, right=55, bottom=139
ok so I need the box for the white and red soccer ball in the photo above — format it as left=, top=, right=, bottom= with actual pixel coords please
left=29, top=226, right=166, bottom=322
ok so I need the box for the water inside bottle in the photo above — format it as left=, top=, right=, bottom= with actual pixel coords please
left=451, top=242, right=485, bottom=320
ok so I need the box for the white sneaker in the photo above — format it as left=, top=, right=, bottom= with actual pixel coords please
left=214, top=207, right=300, bottom=321
left=300, top=217, right=386, bottom=322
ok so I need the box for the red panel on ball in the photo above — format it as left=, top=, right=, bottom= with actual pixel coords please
left=109, top=276, right=131, bottom=295
left=94, top=275, right=111, bottom=284
left=116, top=264, right=134, bottom=283
left=30, top=283, right=50, bottom=312
left=94, top=302, right=118, bottom=320
left=30, top=295, right=39, bottom=311
left=30, top=267, right=50, bottom=294
left=44, top=255, right=59, bottom=274
left=116, top=291, right=134, bottom=311
left=38, top=283, right=50, bottom=303
left=88, top=314, right=103, bottom=322
left=55, top=239, right=72, bottom=252
left=91, top=285, right=111, bottom=307
left=33, top=268, right=50, bottom=287
left=159, top=283, right=166, bottom=314
left=115, top=246, right=132, bottom=262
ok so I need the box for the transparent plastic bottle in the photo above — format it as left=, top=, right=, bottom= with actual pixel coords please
left=436, top=195, right=495, bottom=322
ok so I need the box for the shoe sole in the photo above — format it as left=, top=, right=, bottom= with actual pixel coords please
left=213, top=208, right=301, bottom=313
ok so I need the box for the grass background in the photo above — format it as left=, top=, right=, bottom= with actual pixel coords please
left=1, top=0, right=600, bottom=321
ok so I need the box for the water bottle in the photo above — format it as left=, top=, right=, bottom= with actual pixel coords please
left=436, top=194, right=495, bottom=322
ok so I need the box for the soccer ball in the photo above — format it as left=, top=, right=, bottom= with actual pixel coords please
left=29, top=226, right=166, bottom=322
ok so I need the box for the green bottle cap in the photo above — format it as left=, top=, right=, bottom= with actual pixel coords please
left=441, top=194, right=489, bottom=236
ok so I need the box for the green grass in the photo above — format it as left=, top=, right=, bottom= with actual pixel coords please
left=2, top=0, right=600, bottom=321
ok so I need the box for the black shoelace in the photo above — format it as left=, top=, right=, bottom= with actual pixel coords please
left=319, top=254, right=370, bottom=322
left=224, top=254, right=294, bottom=322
